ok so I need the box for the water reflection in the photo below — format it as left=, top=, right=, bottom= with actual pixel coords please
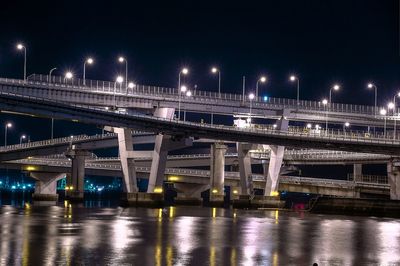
left=0, top=205, right=399, bottom=265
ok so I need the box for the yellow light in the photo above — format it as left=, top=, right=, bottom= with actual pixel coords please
left=233, top=189, right=238, bottom=194
left=212, top=207, right=216, bottom=218
left=158, top=208, right=162, bottom=218
left=154, top=187, right=163, bottom=193
left=233, top=212, right=237, bottom=218
left=25, top=166, right=36, bottom=171
left=270, top=191, right=279, bottom=197
left=65, top=187, right=69, bottom=190
left=212, top=189, right=218, bottom=194
left=25, top=203, right=30, bottom=209
left=169, top=206, right=174, bottom=218
left=275, top=210, right=279, bottom=224
left=168, top=176, right=180, bottom=181
left=64, top=200, right=68, bottom=207
left=69, top=186, right=74, bottom=191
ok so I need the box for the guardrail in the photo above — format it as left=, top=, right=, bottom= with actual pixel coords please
left=1, top=74, right=393, bottom=116
left=348, top=174, right=388, bottom=184
left=3, top=90, right=400, bottom=145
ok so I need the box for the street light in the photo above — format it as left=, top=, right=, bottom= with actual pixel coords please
left=118, top=56, right=128, bottom=89
left=16, top=43, right=27, bottom=81
left=380, top=108, right=387, bottom=137
left=65, top=71, right=73, bottom=79
left=322, top=98, right=328, bottom=133
left=183, top=90, right=192, bottom=121
left=48, top=67, right=57, bottom=83
left=326, top=84, right=340, bottom=134
left=289, top=75, right=300, bottom=108
left=367, top=83, right=378, bottom=117
left=127, top=82, right=136, bottom=94
left=114, top=75, right=124, bottom=108
left=178, top=68, right=189, bottom=120
left=20, top=135, right=26, bottom=145
left=178, top=85, right=187, bottom=120
left=249, top=93, right=255, bottom=125
left=255, top=76, right=266, bottom=98
left=4, top=123, right=12, bottom=146
left=211, top=67, right=221, bottom=98
left=83, top=57, right=94, bottom=85
left=392, top=92, right=400, bottom=139
left=343, top=122, right=350, bottom=135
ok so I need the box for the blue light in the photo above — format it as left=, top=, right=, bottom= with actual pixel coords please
left=263, top=96, right=269, bottom=102
left=11, top=185, right=16, bottom=189
left=22, top=186, right=26, bottom=189
left=0, top=181, right=2, bottom=184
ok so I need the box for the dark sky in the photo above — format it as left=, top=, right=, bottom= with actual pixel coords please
left=0, top=0, right=398, bottom=143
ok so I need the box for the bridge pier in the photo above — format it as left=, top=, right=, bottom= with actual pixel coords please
left=237, top=142, right=253, bottom=195
left=65, top=149, right=91, bottom=202
left=31, top=172, right=65, bottom=202
left=388, top=161, right=400, bottom=200
left=353, top=163, right=362, bottom=180
left=174, top=183, right=208, bottom=205
left=209, top=142, right=227, bottom=207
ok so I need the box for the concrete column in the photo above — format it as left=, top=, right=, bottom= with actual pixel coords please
left=31, top=172, right=65, bottom=201
left=114, top=127, right=138, bottom=193
left=210, top=143, right=227, bottom=202
left=174, top=183, right=209, bottom=205
left=264, top=109, right=289, bottom=196
left=353, top=164, right=362, bottom=181
left=147, top=107, right=175, bottom=193
left=387, top=161, right=400, bottom=200
left=65, top=149, right=91, bottom=201
left=237, top=142, right=253, bottom=195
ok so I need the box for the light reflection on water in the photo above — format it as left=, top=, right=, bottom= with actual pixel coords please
left=0, top=205, right=400, bottom=265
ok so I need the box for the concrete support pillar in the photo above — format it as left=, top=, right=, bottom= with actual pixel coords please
left=264, top=109, right=289, bottom=196
left=114, top=127, right=138, bottom=193
left=209, top=143, right=227, bottom=203
left=174, top=183, right=209, bottom=205
left=147, top=107, right=175, bottom=193
left=387, top=161, right=400, bottom=200
left=31, top=172, right=65, bottom=201
left=237, top=142, right=253, bottom=195
left=65, top=149, right=91, bottom=201
left=353, top=164, right=362, bottom=181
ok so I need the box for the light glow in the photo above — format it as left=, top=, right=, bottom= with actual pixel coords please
left=333, top=84, right=340, bottom=90
left=186, top=90, right=192, bottom=97
left=259, top=76, right=267, bottom=83
left=116, top=76, right=124, bottom=83
left=248, top=93, right=255, bottom=100
left=289, top=75, right=296, bottom=81
left=17, top=43, right=24, bottom=50
left=380, top=109, right=387, bottom=116
left=86, top=58, right=94, bottom=64
left=180, top=85, right=187, bottom=92
left=322, top=99, right=328, bottom=105
left=65, top=72, right=73, bottom=79
left=118, top=56, right=125, bottom=62
left=211, top=67, right=218, bottom=73
left=128, top=82, right=135, bottom=89
left=154, top=187, right=163, bottom=193
left=181, top=68, right=188, bottom=75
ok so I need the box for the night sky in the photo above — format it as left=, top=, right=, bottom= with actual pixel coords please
left=0, top=1, right=397, bottom=177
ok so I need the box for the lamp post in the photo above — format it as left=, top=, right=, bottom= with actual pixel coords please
left=183, top=90, right=192, bottom=121
left=118, top=57, right=128, bottom=89
left=211, top=67, right=221, bottom=98
left=127, top=82, right=136, bottom=95
left=290, top=75, right=300, bottom=108
left=367, top=83, right=378, bottom=117
left=64, top=71, right=73, bottom=84
left=380, top=108, right=387, bottom=137
left=322, top=99, right=328, bottom=134
left=20, top=135, right=26, bottom=145
left=343, top=122, right=350, bottom=135
left=178, top=68, right=188, bottom=120
left=178, top=85, right=187, bottom=120
left=114, top=76, right=124, bottom=108
left=83, top=57, right=94, bottom=85
left=48, top=68, right=57, bottom=83
left=327, top=84, right=340, bottom=135
left=255, top=76, right=266, bottom=98
left=16, top=43, right=27, bottom=81
left=4, top=123, right=12, bottom=146
left=249, top=93, right=255, bottom=125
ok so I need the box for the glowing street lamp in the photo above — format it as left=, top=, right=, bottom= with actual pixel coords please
left=83, top=57, right=94, bottom=85
left=178, top=68, right=189, bottom=120
left=255, top=76, right=266, bottom=98
left=183, top=90, right=192, bottom=121
left=20, top=135, right=26, bottom=145
left=16, top=43, right=27, bottom=81
left=127, top=82, right=136, bottom=94
left=4, top=123, right=12, bottom=146
left=343, top=122, right=350, bottom=134
left=289, top=75, right=300, bottom=108
left=211, top=67, right=221, bottom=98
left=306, top=123, right=312, bottom=129
left=65, top=71, right=73, bottom=79
left=118, top=56, right=128, bottom=89
left=367, top=83, right=378, bottom=117
left=114, top=75, right=124, bottom=108
left=326, top=84, right=340, bottom=134
left=322, top=98, right=328, bottom=132
left=249, top=93, right=255, bottom=125
left=380, top=108, right=387, bottom=137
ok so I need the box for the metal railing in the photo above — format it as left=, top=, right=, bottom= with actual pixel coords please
left=348, top=174, right=388, bottom=184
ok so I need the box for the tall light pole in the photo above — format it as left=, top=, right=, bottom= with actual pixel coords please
left=83, top=57, right=94, bottom=85
left=48, top=67, right=57, bottom=83
left=127, top=82, right=136, bottom=95
left=65, top=71, right=73, bottom=84
left=178, top=85, right=187, bottom=120
left=211, top=67, right=221, bottom=98
left=290, top=75, right=300, bottom=108
left=249, top=93, right=255, bottom=125
left=367, top=83, right=378, bottom=117
left=327, top=84, right=340, bottom=134
left=393, top=92, right=400, bottom=139
left=4, top=123, right=12, bottom=146
left=322, top=99, right=328, bottom=133
left=178, top=68, right=188, bottom=120
left=343, top=122, right=350, bottom=135
left=114, top=76, right=124, bottom=109
left=118, top=57, right=128, bottom=89
left=16, top=43, right=27, bottom=82
left=255, top=76, right=266, bottom=98
left=380, top=108, right=387, bottom=137
left=20, top=135, right=26, bottom=145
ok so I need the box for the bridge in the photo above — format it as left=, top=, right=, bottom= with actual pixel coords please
left=0, top=75, right=399, bottom=206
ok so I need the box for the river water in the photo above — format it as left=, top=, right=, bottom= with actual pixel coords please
left=0, top=204, right=400, bottom=266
